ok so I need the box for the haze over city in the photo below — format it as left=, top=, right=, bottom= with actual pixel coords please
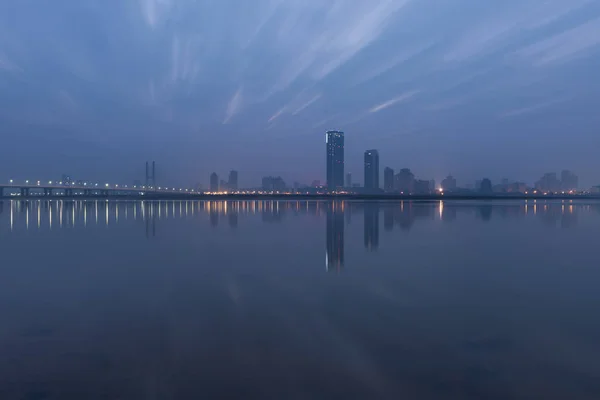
left=1, top=0, right=599, bottom=187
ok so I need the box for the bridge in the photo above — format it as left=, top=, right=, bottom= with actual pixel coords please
left=0, top=180, right=200, bottom=198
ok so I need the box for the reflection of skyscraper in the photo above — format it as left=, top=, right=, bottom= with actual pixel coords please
left=383, top=205, right=393, bottom=231
left=364, top=203, right=380, bottom=250
left=228, top=212, right=238, bottom=228
left=326, top=201, right=344, bottom=271
left=364, top=150, right=379, bottom=190
left=326, top=131, right=344, bottom=190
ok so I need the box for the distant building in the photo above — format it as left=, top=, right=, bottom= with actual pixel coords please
left=364, top=150, right=379, bottom=190
left=414, top=179, right=431, bottom=194
left=220, top=179, right=228, bottom=191
left=228, top=170, right=238, bottom=191
left=311, top=180, right=321, bottom=188
left=384, top=167, right=394, bottom=192
left=262, top=176, right=286, bottom=191
left=480, top=178, right=493, bottom=194
left=441, top=175, right=457, bottom=191
left=394, top=168, right=415, bottom=193
left=561, top=170, right=578, bottom=191
left=345, top=173, right=352, bottom=188
left=535, top=172, right=561, bottom=193
left=326, top=130, right=344, bottom=190
left=210, top=172, right=219, bottom=192
left=508, top=182, right=528, bottom=193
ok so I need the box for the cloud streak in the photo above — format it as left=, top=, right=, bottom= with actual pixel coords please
left=369, top=91, right=420, bottom=113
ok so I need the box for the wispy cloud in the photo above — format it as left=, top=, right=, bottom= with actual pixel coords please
left=139, top=0, right=173, bottom=28
left=265, top=0, right=412, bottom=94
left=223, top=87, right=243, bottom=124
left=292, top=94, right=321, bottom=115
left=499, top=96, right=572, bottom=118
left=354, top=41, right=436, bottom=85
left=443, top=0, right=593, bottom=63
left=516, top=17, right=600, bottom=66
left=267, top=106, right=286, bottom=123
left=369, top=90, right=420, bottom=113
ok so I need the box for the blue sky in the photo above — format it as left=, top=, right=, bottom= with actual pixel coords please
left=1, top=0, right=599, bottom=187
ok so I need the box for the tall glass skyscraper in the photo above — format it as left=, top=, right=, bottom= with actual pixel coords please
left=364, top=149, right=380, bottom=190
left=326, top=130, right=344, bottom=191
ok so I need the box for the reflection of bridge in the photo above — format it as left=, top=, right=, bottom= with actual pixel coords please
left=0, top=182, right=199, bottom=197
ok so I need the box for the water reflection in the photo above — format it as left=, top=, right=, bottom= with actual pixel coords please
left=1, top=199, right=600, bottom=398
left=326, top=201, right=344, bottom=272
left=0, top=200, right=600, bottom=233
left=364, top=203, right=379, bottom=251
left=2, top=198, right=596, bottom=276
left=0, top=199, right=594, bottom=235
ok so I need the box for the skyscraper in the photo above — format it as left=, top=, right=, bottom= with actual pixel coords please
left=326, top=130, right=344, bottom=191
left=228, top=170, right=238, bottom=191
left=364, top=149, right=379, bottom=190
left=345, top=173, right=352, bottom=188
left=210, top=172, right=219, bottom=192
left=384, top=167, right=394, bottom=192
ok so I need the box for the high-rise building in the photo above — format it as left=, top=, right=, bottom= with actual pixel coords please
left=561, top=170, right=578, bottom=191
left=384, top=167, right=394, bottom=192
left=228, top=170, right=238, bottom=191
left=441, top=175, right=457, bottom=191
left=364, top=149, right=380, bottom=190
left=480, top=178, right=493, bottom=194
left=394, top=168, right=415, bottom=193
left=210, top=172, right=219, bottom=192
left=535, top=172, right=560, bottom=192
left=326, top=130, right=344, bottom=191
left=345, top=173, right=352, bottom=188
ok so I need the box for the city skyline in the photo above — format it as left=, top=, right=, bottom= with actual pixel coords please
left=0, top=1, right=599, bottom=187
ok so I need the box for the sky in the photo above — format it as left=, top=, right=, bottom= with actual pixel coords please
left=1, top=0, right=599, bottom=188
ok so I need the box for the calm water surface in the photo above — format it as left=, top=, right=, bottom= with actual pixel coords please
left=0, top=199, right=599, bottom=399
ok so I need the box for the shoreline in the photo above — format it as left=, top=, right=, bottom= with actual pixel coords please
left=1, top=194, right=600, bottom=201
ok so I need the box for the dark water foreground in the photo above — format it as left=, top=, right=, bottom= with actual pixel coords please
left=0, top=199, right=599, bottom=399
